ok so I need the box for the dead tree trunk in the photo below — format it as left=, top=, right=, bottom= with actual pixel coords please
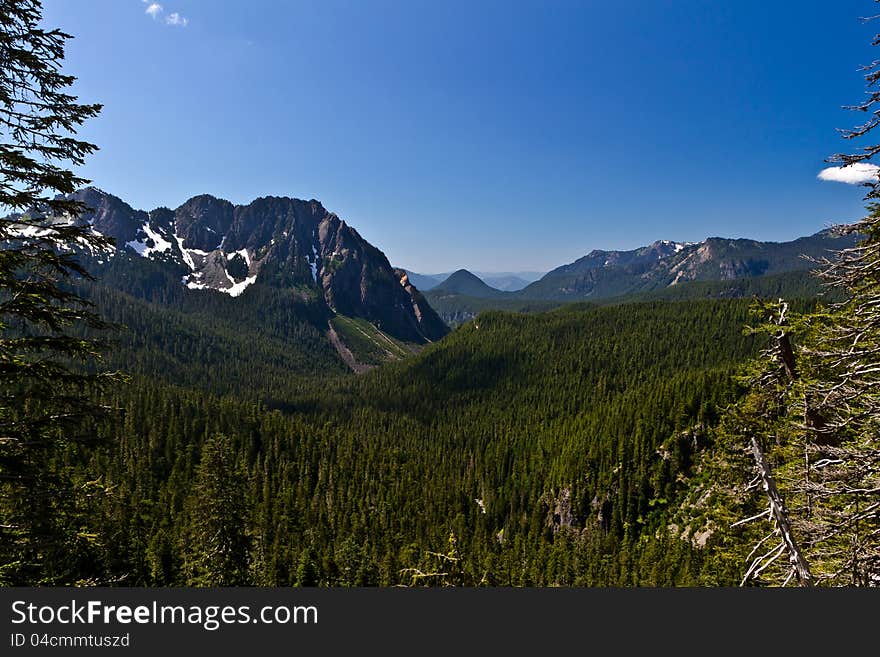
left=750, top=437, right=813, bottom=587
left=774, top=301, right=798, bottom=380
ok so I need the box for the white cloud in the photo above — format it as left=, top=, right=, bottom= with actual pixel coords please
left=817, top=162, right=880, bottom=184
left=165, top=12, right=188, bottom=27
left=141, top=1, right=188, bottom=27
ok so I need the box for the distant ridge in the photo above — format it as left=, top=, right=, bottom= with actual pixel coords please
left=517, top=231, right=858, bottom=301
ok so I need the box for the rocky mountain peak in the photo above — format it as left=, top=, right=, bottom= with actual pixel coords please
left=59, top=188, right=448, bottom=343
left=174, top=194, right=235, bottom=251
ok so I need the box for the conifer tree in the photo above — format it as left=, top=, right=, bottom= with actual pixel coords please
left=0, top=0, right=116, bottom=584
left=183, top=434, right=251, bottom=586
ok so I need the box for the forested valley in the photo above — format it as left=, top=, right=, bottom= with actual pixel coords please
left=9, top=256, right=778, bottom=585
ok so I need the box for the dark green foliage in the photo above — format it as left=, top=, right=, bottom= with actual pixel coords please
left=707, top=222, right=880, bottom=586
left=0, top=0, right=121, bottom=584
left=69, top=251, right=348, bottom=400
left=600, top=270, right=832, bottom=304
left=182, top=433, right=251, bottom=586
left=422, top=291, right=561, bottom=326
left=61, top=299, right=763, bottom=586
left=226, top=253, right=249, bottom=281
left=329, top=315, right=412, bottom=365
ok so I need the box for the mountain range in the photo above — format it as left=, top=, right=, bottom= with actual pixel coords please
left=418, top=231, right=858, bottom=324
left=520, top=232, right=855, bottom=300
left=9, top=186, right=860, bottom=350
left=53, top=187, right=448, bottom=345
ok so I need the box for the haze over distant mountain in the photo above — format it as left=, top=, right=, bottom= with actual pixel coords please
left=401, top=270, right=543, bottom=292
left=400, top=270, right=446, bottom=291
left=41, top=187, right=449, bottom=344
left=479, top=274, right=532, bottom=292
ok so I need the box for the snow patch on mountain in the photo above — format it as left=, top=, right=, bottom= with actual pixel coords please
left=6, top=219, right=116, bottom=255
left=78, top=227, right=116, bottom=254
left=7, top=222, right=52, bottom=238
left=126, top=222, right=172, bottom=257
left=183, top=270, right=210, bottom=291
left=223, top=274, right=257, bottom=297
left=173, top=233, right=195, bottom=270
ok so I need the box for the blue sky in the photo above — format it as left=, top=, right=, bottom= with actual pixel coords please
left=43, top=0, right=880, bottom=272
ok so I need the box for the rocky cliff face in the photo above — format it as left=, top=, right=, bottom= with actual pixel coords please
left=64, top=188, right=448, bottom=343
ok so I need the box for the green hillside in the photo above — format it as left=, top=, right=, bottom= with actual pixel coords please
left=34, top=298, right=771, bottom=586
left=422, top=291, right=561, bottom=326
